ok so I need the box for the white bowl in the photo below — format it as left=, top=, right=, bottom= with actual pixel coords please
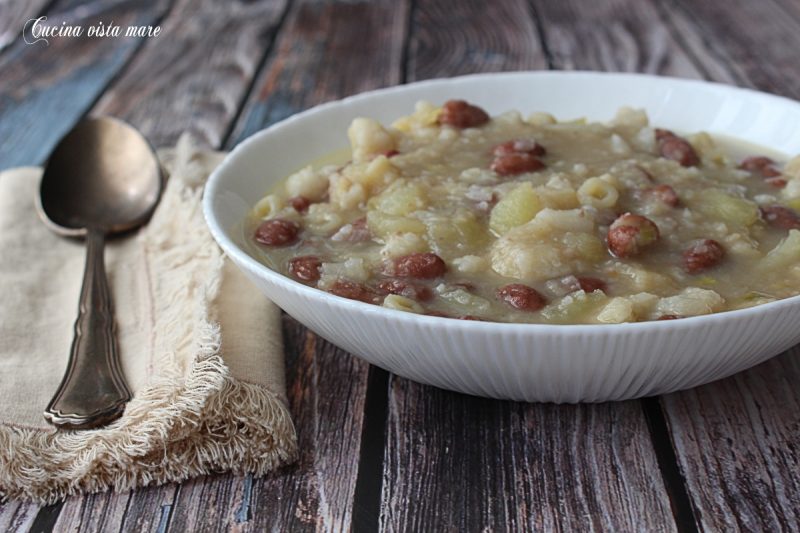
left=204, top=71, right=800, bottom=402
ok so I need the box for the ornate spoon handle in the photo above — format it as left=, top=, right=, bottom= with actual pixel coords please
left=44, top=228, right=131, bottom=429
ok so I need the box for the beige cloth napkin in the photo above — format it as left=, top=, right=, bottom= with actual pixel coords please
left=0, top=136, right=297, bottom=503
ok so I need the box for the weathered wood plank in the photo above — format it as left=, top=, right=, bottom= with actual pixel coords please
left=233, top=319, right=370, bottom=532
left=381, top=378, right=677, bottom=531
left=0, top=499, right=40, bottom=532
left=93, top=0, right=289, bottom=149
left=661, top=0, right=800, bottom=98
left=0, top=0, right=52, bottom=52
left=168, top=317, right=373, bottom=532
left=661, top=351, right=800, bottom=532
left=0, top=0, right=170, bottom=171
left=228, top=0, right=409, bottom=146
left=163, top=0, right=408, bottom=528
left=117, top=485, right=179, bottom=532
left=770, top=0, right=800, bottom=25
left=531, top=0, right=701, bottom=77
left=644, top=0, right=800, bottom=529
left=162, top=474, right=247, bottom=531
left=51, top=491, right=130, bottom=532
left=27, top=502, right=62, bottom=533
left=406, top=0, right=546, bottom=82
left=51, top=484, right=180, bottom=533
left=649, top=0, right=742, bottom=85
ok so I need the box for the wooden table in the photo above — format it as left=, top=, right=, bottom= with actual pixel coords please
left=2, top=0, right=799, bottom=530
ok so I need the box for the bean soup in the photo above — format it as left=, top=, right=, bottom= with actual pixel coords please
left=244, top=100, right=800, bottom=324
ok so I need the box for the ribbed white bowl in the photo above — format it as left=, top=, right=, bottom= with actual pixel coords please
left=204, top=71, right=800, bottom=402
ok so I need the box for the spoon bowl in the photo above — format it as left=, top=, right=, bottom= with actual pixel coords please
left=37, top=116, right=162, bottom=429
left=39, top=116, right=162, bottom=236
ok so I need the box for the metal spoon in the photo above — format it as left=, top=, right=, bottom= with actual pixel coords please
left=37, top=116, right=162, bottom=429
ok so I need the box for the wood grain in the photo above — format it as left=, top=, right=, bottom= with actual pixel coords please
left=0, top=499, right=40, bottom=532
left=51, top=484, right=179, bottom=532
left=227, top=0, right=409, bottom=146
left=381, top=377, right=677, bottom=531
left=169, top=317, right=373, bottom=532
left=164, top=474, right=248, bottom=531
left=649, top=0, right=743, bottom=85
left=531, top=0, right=701, bottom=77
left=0, top=0, right=170, bottom=171
left=0, top=0, right=52, bottom=52
left=234, top=319, right=370, bottom=532
left=52, top=491, right=130, bottom=532
left=661, top=350, right=800, bottom=532
left=634, top=0, right=800, bottom=529
left=93, top=0, right=289, bottom=149
left=662, top=0, right=800, bottom=98
left=406, top=0, right=546, bottom=82
left=163, top=1, right=409, bottom=529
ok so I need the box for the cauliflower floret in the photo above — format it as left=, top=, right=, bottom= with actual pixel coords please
left=348, top=117, right=396, bottom=162
left=344, top=155, right=398, bottom=192
left=329, top=174, right=366, bottom=210
left=285, top=165, right=329, bottom=201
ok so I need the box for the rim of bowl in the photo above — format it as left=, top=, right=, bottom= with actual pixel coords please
left=204, top=70, right=800, bottom=334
